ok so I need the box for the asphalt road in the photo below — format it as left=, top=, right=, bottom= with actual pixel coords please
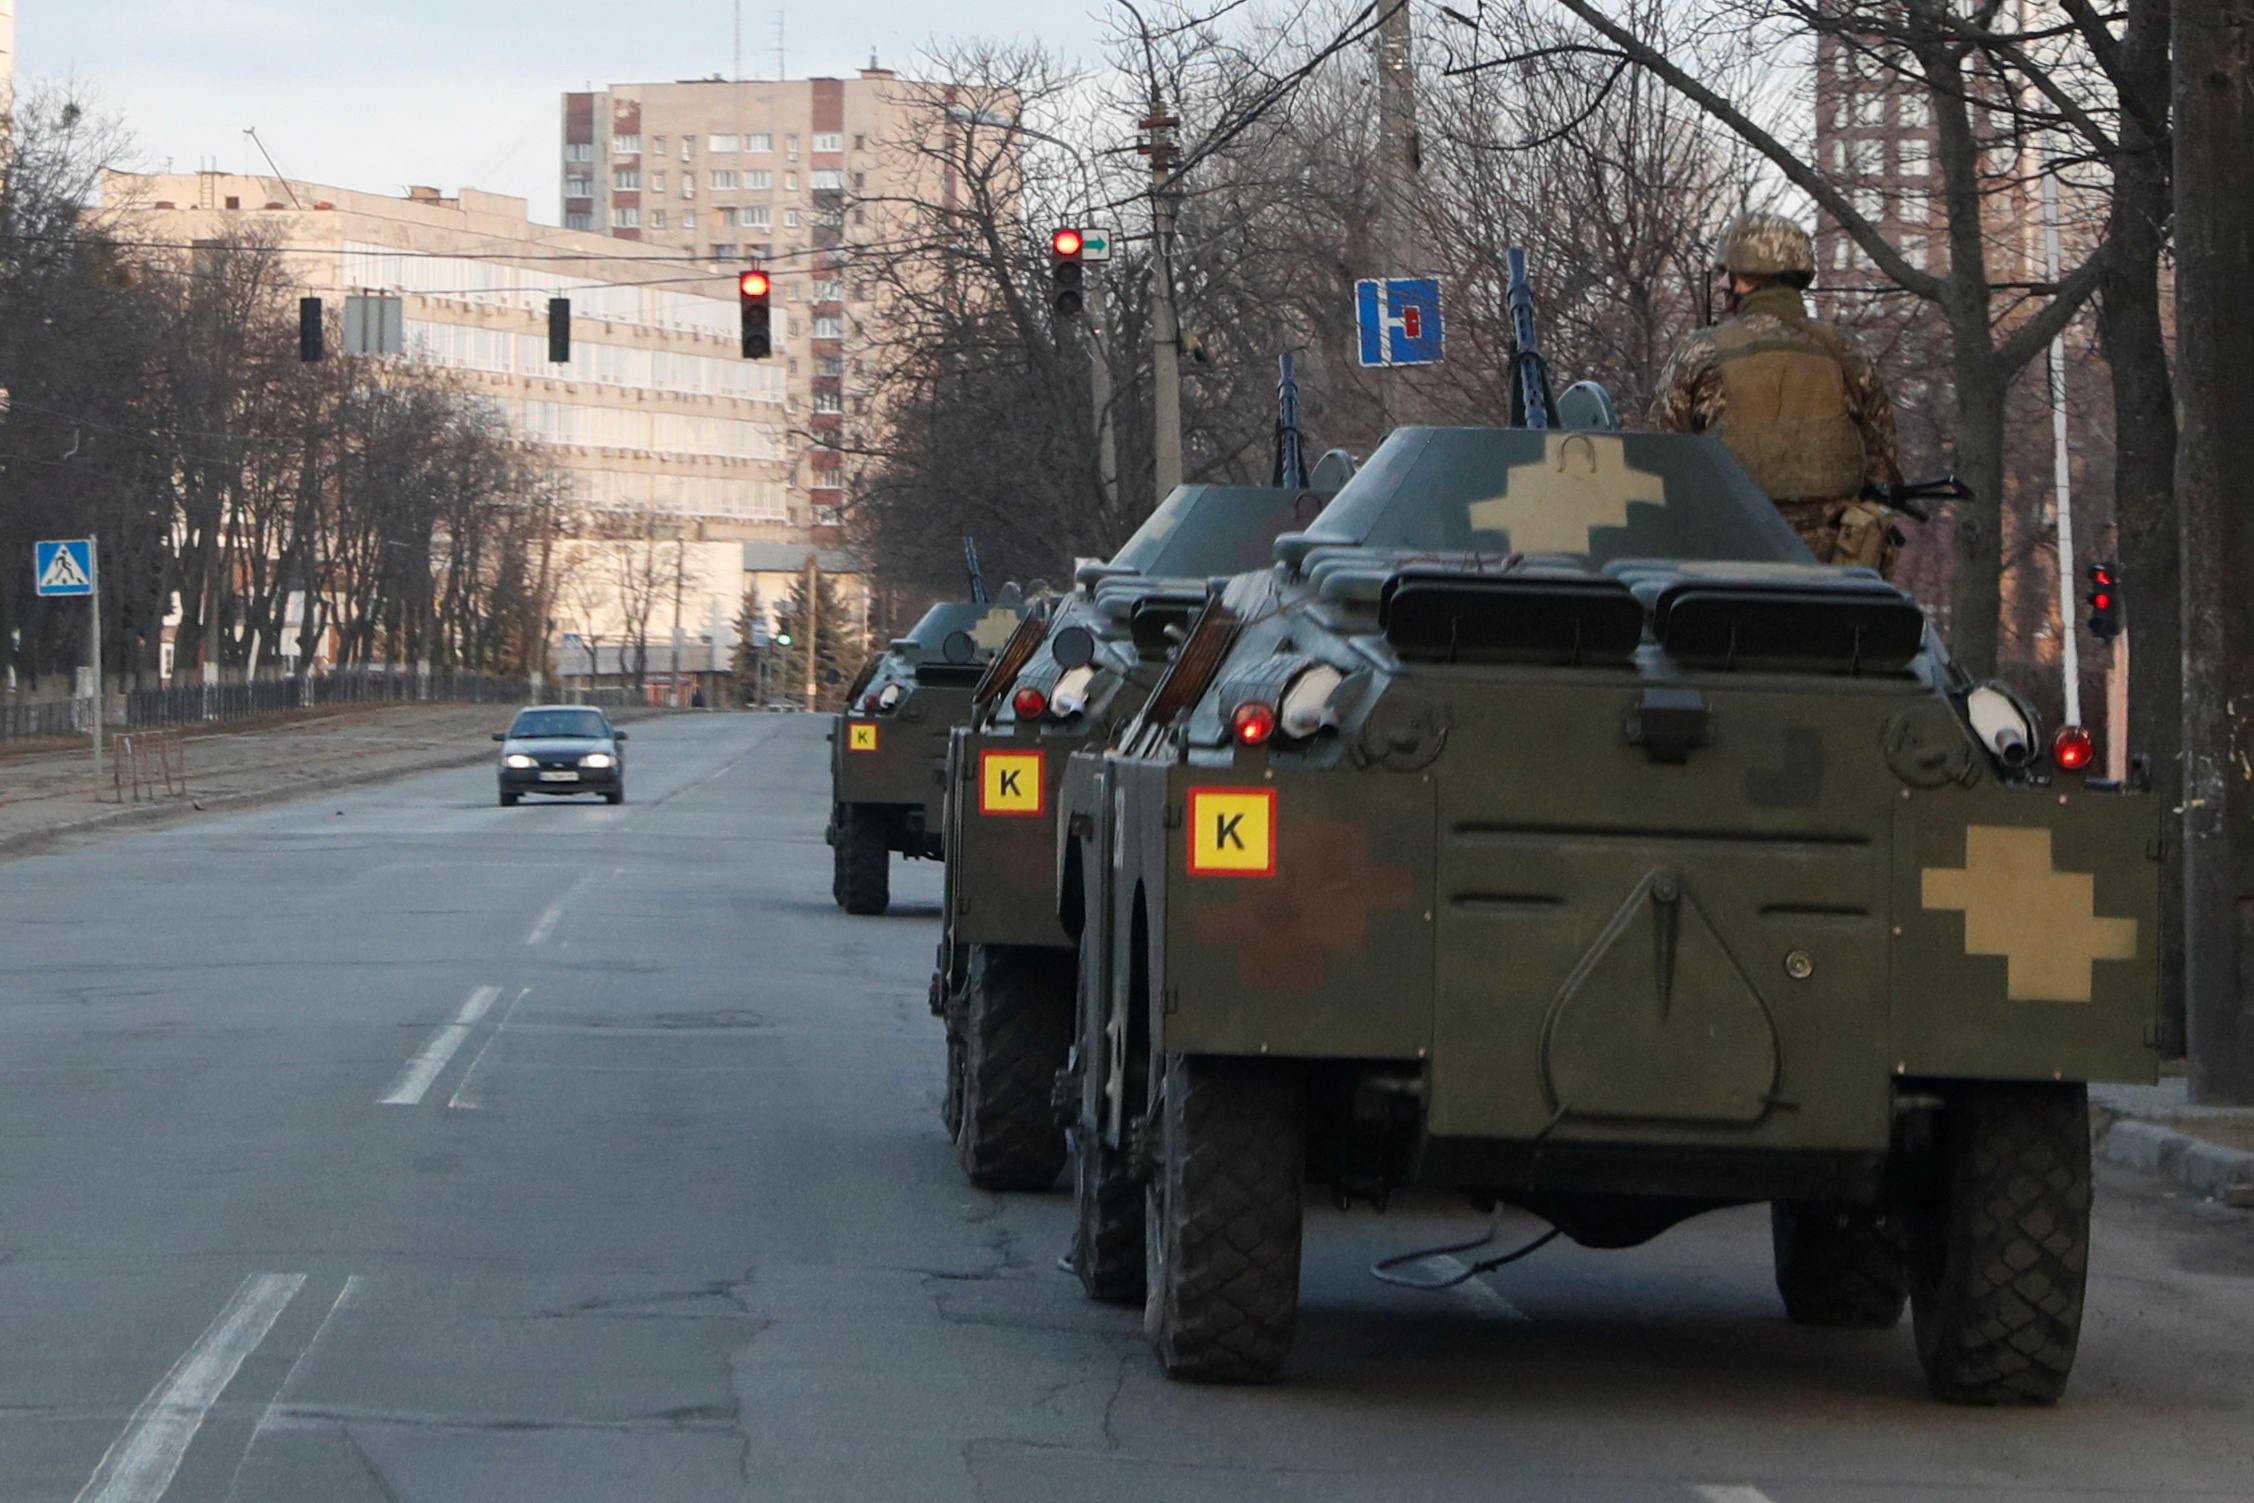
left=1, top=713, right=2248, bottom=1503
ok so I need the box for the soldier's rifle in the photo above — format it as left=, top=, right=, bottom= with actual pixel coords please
left=1861, top=475, right=1973, bottom=526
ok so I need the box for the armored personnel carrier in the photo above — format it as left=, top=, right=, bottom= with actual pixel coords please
left=827, top=598, right=1023, bottom=914
left=1060, top=421, right=2158, bottom=1405
left=935, top=479, right=1334, bottom=1189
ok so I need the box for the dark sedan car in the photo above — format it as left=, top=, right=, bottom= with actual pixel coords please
left=494, top=706, right=627, bottom=805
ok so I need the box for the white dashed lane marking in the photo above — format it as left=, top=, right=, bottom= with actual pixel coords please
left=1694, top=1487, right=1778, bottom=1503
left=74, top=1272, right=305, bottom=1503
left=380, top=985, right=499, bottom=1105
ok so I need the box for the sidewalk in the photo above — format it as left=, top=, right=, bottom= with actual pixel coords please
left=0, top=702, right=654, bottom=862
left=2093, top=1074, right=2254, bottom=1208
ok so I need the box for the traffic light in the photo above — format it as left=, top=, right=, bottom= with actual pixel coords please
left=298, top=297, right=323, bottom=362
left=739, top=269, right=773, bottom=359
left=2086, top=560, right=2122, bottom=639
left=1049, top=228, right=1084, bottom=317
left=547, top=297, right=572, bottom=364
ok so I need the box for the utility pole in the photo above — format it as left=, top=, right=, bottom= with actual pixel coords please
left=802, top=552, right=819, bottom=710
left=1374, top=0, right=1427, bottom=427
left=1086, top=266, right=1119, bottom=516
left=668, top=528, right=686, bottom=707
left=1140, top=94, right=1183, bottom=503
left=2041, top=160, right=2083, bottom=737
left=2175, top=0, right=2254, bottom=1103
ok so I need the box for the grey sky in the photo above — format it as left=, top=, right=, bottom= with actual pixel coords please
left=28, top=2, right=1110, bottom=220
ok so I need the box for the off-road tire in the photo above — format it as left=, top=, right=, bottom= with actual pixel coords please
left=498, top=790, right=519, bottom=807
left=1772, top=1201, right=1908, bottom=1328
left=1907, top=1081, right=2090, bottom=1406
left=953, top=945, right=1074, bottom=1190
left=941, top=1023, right=966, bottom=1140
left=1071, top=1122, right=1145, bottom=1305
left=1144, top=1055, right=1302, bottom=1383
left=836, top=804, right=890, bottom=916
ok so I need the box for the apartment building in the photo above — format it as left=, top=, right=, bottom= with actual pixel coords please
left=0, top=1, right=15, bottom=104
left=563, top=69, right=920, bottom=535
left=105, top=173, right=869, bottom=690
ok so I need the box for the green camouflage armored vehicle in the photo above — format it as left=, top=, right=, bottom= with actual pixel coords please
left=827, top=598, right=1024, bottom=914
left=934, top=481, right=1333, bottom=1189
left=1060, top=422, right=2159, bottom=1405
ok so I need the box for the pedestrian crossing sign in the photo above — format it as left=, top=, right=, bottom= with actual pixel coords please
left=34, top=540, right=94, bottom=596
left=847, top=722, right=879, bottom=752
left=979, top=750, right=1045, bottom=816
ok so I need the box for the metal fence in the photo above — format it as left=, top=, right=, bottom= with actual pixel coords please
left=124, top=670, right=531, bottom=728
left=0, top=699, right=90, bottom=739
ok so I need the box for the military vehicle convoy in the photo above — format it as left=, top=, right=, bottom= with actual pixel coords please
left=933, top=479, right=1335, bottom=1189
left=828, top=597, right=1024, bottom=914
left=1055, top=421, right=2159, bottom=1405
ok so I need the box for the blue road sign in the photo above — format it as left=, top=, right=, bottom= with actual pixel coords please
left=34, top=540, right=94, bottom=597
left=1356, top=277, right=1445, bottom=367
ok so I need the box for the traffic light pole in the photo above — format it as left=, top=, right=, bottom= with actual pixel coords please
left=1142, top=98, right=1183, bottom=503
left=1087, top=268, right=1119, bottom=514
left=2042, top=164, right=2083, bottom=733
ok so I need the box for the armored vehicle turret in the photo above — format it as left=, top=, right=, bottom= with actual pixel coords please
left=1061, top=422, right=2158, bottom=1404
left=827, top=598, right=1024, bottom=914
left=933, top=481, right=1334, bottom=1190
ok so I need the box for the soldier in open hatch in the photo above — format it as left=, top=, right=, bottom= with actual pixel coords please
left=1652, top=212, right=1905, bottom=576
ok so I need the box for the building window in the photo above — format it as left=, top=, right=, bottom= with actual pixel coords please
left=1855, top=94, right=1886, bottom=127
left=614, top=206, right=641, bottom=227
left=852, top=171, right=864, bottom=190
left=566, top=211, right=594, bottom=231
left=1899, top=93, right=1931, bottom=129
left=810, top=169, right=844, bottom=189
left=1825, top=138, right=1844, bottom=173
left=651, top=209, right=667, bottom=228
left=785, top=172, right=798, bottom=191
left=852, top=134, right=865, bottom=151
left=815, top=354, right=843, bottom=376
left=738, top=206, right=772, bottom=227
left=745, top=133, right=774, bottom=152
left=1828, top=95, right=1849, bottom=132
left=747, top=170, right=773, bottom=190
left=813, top=206, right=844, bottom=227
left=813, top=315, right=844, bottom=338
left=652, top=135, right=667, bottom=155
left=750, top=242, right=772, bottom=260
left=813, top=132, right=844, bottom=152
left=615, top=168, right=641, bottom=189
left=1900, top=234, right=1928, bottom=271
left=1851, top=139, right=1882, bottom=176
left=784, top=210, right=800, bottom=227
left=1831, top=235, right=1853, bottom=270
left=1898, top=138, right=1930, bottom=176
left=651, top=171, right=667, bottom=192
left=711, top=170, right=739, bottom=190
left=681, top=135, right=697, bottom=157
left=682, top=176, right=696, bottom=198
left=711, top=134, right=740, bottom=153
left=566, top=176, right=593, bottom=197
left=612, top=134, right=641, bottom=155
left=1850, top=186, right=1885, bottom=222
left=566, top=142, right=594, bottom=162
left=814, top=390, right=843, bottom=413
left=712, top=243, right=737, bottom=261
left=785, top=134, right=799, bottom=160
left=813, top=279, right=843, bottom=302
left=853, top=208, right=865, bottom=225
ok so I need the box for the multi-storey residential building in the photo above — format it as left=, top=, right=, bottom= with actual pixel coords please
left=1, top=1, right=15, bottom=105
left=104, top=172, right=868, bottom=688
left=563, top=69, right=917, bottom=536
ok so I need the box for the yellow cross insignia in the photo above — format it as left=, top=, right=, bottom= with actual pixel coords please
left=1921, top=825, right=2138, bottom=1002
left=1466, top=432, right=1665, bottom=553
left=847, top=722, right=879, bottom=752
left=971, top=609, right=1020, bottom=649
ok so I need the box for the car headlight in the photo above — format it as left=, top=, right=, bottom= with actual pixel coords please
left=579, top=753, right=615, bottom=768
left=504, top=754, right=537, bottom=769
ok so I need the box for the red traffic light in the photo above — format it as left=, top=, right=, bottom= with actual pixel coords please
left=2052, top=724, right=2095, bottom=771
left=1051, top=228, right=1084, bottom=258
left=739, top=269, right=772, bottom=299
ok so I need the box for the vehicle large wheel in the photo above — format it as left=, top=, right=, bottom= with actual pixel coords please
left=1906, top=1081, right=2091, bottom=1406
left=836, top=804, right=890, bottom=916
left=1144, top=1055, right=1302, bottom=1383
left=498, top=790, right=519, bottom=807
left=1772, top=1201, right=1907, bottom=1328
left=1071, top=1119, right=1146, bottom=1305
left=953, top=945, right=1073, bottom=1190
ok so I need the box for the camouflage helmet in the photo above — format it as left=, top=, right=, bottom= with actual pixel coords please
left=1716, top=212, right=1816, bottom=280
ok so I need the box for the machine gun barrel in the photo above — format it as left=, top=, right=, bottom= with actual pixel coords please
left=1861, top=474, right=1973, bottom=525
left=962, top=536, right=988, bottom=605
left=1274, top=350, right=1305, bottom=489
left=1506, top=247, right=1551, bottom=430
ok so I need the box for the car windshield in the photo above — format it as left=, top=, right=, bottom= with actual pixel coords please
left=510, top=709, right=609, bottom=739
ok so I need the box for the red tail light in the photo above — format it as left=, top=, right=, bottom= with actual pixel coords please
left=1231, top=700, right=1277, bottom=745
left=2052, top=724, right=2095, bottom=771
left=1013, top=686, right=1048, bottom=720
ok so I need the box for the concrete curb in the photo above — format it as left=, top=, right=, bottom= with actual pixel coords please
left=2095, top=1112, right=2254, bottom=1207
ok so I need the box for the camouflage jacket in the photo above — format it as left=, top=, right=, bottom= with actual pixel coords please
left=1650, top=286, right=1902, bottom=500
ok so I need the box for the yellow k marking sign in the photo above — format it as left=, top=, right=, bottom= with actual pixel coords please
left=1921, top=824, right=2138, bottom=1002
left=847, top=722, right=879, bottom=752
left=1187, top=787, right=1277, bottom=877
left=979, top=750, right=1046, bottom=816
